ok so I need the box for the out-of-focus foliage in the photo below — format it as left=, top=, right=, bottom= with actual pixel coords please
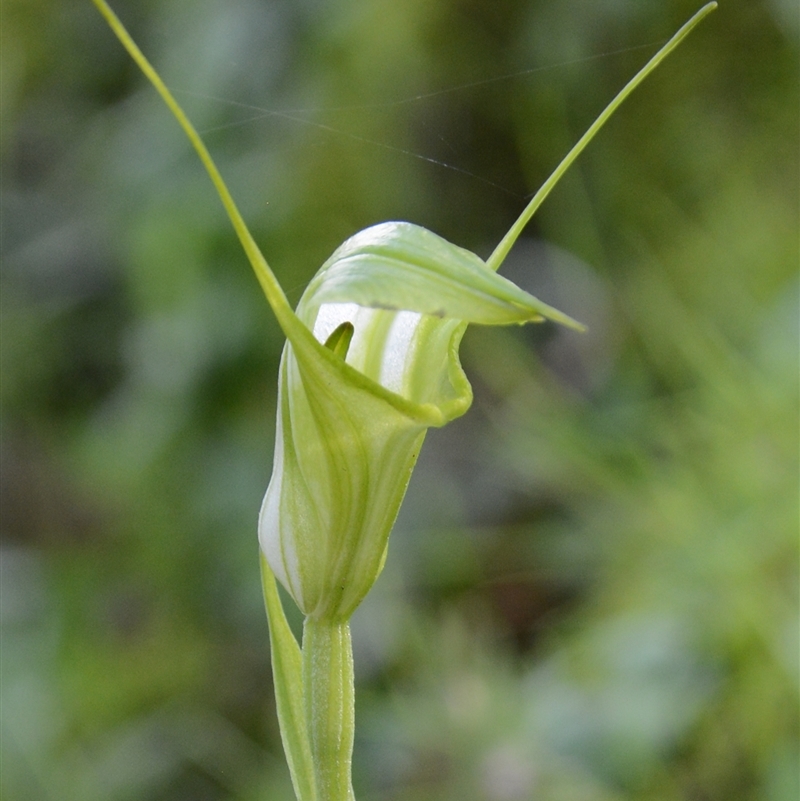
left=1, top=0, right=797, bottom=799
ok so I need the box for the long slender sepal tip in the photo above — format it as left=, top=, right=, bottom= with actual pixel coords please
left=486, top=1, right=718, bottom=273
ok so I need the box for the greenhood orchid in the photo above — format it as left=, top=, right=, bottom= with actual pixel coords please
left=90, top=2, right=717, bottom=798
left=259, top=221, right=583, bottom=621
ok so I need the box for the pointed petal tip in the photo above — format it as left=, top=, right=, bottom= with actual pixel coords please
left=530, top=306, right=587, bottom=333
left=535, top=296, right=587, bottom=331
left=562, top=316, right=588, bottom=333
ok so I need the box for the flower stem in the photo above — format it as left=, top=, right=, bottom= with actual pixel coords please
left=303, top=618, right=356, bottom=801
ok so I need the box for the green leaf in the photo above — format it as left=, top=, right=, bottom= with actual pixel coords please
left=260, top=554, right=317, bottom=801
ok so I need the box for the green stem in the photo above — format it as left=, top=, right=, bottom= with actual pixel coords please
left=486, top=1, right=717, bottom=273
left=303, top=618, right=356, bottom=801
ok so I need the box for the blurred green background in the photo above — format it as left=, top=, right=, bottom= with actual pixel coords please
left=2, top=0, right=798, bottom=799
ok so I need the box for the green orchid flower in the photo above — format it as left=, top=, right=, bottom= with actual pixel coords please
left=259, top=220, right=583, bottom=622
left=255, top=222, right=586, bottom=799
left=90, top=2, right=716, bottom=798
